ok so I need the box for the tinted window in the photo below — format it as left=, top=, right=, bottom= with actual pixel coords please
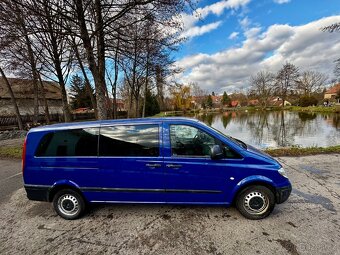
left=170, top=125, right=241, bottom=158
left=99, top=125, right=159, bottom=157
left=35, top=128, right=99, bottom=157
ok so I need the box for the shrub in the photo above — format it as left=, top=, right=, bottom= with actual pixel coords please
left=298, top=95, right=318, bottom=107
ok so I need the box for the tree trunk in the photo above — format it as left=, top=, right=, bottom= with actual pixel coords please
left=73, top=39, right=98, bottom=118
left=75, top=0, right=107, bottom=120
left=42, top=0, right=72, bottom=122
left=38, top=74, right=50, bottom=124
left=20, top=15, right=39, bottom=125
left=0, top=67, right=24, bottom=130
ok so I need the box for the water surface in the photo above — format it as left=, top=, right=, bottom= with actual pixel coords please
left=192, top=111, right=340, bottom=149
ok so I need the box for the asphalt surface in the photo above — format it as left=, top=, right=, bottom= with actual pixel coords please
left=0, top=159, right=22, bottom=204
left=0, top=154, right=339, bottom=255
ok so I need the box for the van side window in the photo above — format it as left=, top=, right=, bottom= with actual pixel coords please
left=170, top=125, right=241, bottom=158
left=35, top=128, right=99, bottom=157
left=99, top=125, right=159, bottom=157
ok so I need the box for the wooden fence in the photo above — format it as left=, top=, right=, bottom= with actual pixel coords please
left=0, top=111, right=128, bottom=129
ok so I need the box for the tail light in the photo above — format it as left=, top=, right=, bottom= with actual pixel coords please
left=22, top=136, right=27, bottom=175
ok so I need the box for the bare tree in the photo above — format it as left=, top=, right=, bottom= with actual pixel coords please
left=296, top=71, right=328, bottom=95
left=0, top=67, right=24, bottom=130
left=250, top=71, right=274, bottom=108
left=275, top=62, right=299, bottom=107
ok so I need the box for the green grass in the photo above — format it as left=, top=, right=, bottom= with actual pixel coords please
left=0, top=146, right=22, bottom=159
left=265, top=145, right=340, bottom=157
left=284, top=105, right=340, bottom=113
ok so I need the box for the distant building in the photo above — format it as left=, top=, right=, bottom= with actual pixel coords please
left=230, top=100, right=239, bottom=107
left=0, top=77, right=63, bottom=116
left=324, top=84, right=340, bottom=102
left=248, top=99, right=259, bottom=106
left=270, top=97, right=291, bottom=107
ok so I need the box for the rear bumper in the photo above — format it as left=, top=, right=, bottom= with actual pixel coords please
left=276, top=185, right=292, bottom=204
left=24, top=185, right=50, bottom=202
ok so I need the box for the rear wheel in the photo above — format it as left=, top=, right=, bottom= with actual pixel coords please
left=53, top=189, right=85, bottom=220
left=236, top=185, right=275, bottom=220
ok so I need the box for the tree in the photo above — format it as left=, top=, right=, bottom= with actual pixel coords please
left=296, top=71, right=327, bottom=96
left=250, top=71, right=274, bottom=108
left=221, top=91, right=231, bottom=106
left=144, top=89, right=160, bottom=117
left=323, top=22, right=340, bottom=81
left=170, top=84, right=192, bottom=111
left=206, top=95, right=213, bottom=108
left=0, top=67, right=24, bottom=129
left=275, top=63, right=299, bottom=107
left=70, top=75, right=95, bottom=110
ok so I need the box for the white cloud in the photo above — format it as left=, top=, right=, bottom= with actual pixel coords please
left=274, top=0, right=291, bottom=4
left=239, top=16, right=250, bottom=28
left=229, top=31, right=239, bottom=39
left=180, top=0, right=251, bottom=38
left=182, top=21, right=222, bottom=38
left=174, top=16, right=340, bottom=93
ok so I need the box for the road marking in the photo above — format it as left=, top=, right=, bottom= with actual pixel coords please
left=1, top=172, right=22, bottom=182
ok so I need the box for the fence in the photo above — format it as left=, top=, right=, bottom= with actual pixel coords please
left=0, top=111, right=128, bottom=129
left=0, top=112, right=95, bottom=129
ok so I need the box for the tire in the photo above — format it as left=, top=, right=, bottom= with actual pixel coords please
left=236, top=185, right=275, bottom=220
left=52, top=189, right=85, bottom=220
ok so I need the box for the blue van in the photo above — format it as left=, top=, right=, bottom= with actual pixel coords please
left=23, top=117, right=291, bottom=220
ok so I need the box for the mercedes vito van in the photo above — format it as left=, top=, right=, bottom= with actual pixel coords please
left=23, top=117, right=291, bottom=220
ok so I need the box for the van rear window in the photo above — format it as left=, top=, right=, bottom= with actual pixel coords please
left=99, top=125, right=159, bottom=157
left=35, top=128, right=99, bottom=157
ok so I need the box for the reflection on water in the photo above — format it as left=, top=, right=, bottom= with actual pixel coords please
left=195, top=111, right=340, bottom=149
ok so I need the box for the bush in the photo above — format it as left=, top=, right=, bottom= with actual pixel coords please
left=298, top=95, right=318, bottom=107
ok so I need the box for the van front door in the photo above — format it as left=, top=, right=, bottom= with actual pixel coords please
left=163, top=123, right=235, bottom=204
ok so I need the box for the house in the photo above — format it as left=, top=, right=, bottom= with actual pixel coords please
left=230, top=100, right=239, bottom=107
left=0, top=77, right=63, bottom=116
left=270, top=97, right=291, bottom=107
left=324, top=84, right=340, bottom=102
left=112, top=98, right=127, bottom=111
left=248, top=99, right=259, bottom=106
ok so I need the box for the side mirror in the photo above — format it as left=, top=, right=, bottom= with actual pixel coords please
left=211, top=145, right=224, bottom=160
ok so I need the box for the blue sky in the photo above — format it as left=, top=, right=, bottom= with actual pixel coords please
left=174, top=0, right=340, bottom=93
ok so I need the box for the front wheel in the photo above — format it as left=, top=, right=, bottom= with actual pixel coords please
left=236, top=185, right=275, bottom=220
left=53, top=189, right=85, bottom=220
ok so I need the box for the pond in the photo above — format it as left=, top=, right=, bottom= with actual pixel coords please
left=189, top=111, right=340, bottom=149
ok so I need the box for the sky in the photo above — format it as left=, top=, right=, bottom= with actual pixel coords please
left=173, top=0, right=340, bottom=94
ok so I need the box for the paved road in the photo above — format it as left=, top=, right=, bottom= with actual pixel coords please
left=0, top=159, right=22, bottom=204
left=0, top=155, right=339, bottom=255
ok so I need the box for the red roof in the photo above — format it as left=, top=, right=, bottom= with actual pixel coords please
left=325, top=84, right=340, bottom=94
left=230, top=100, right=239, bottom=107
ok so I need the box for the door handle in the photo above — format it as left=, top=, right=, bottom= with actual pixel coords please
left=146, top=163, right=161, bottom=168
left=166, top=164, right=182, bottom=169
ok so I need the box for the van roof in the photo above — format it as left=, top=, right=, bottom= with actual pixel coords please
left=29, top=117, right=200, bottom=132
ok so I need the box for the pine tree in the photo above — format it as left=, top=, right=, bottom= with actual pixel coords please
left=221, top=91, right=231, bottom=106
left=70, top=75, right=95, bottom=110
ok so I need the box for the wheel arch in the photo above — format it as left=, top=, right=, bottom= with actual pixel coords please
left=231, top=176, right=276, bottom=204
left=48, top=180, right=85, bottom=202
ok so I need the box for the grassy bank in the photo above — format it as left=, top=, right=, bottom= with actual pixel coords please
left=284, top=105, right=340, bottom=113
left=0, top=146, right=22, bottom=159
left=265, top=145, right=340, bottom=157
left=0, top=144, right=339, bottom=159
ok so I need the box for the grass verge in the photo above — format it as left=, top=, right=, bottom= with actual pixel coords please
left=0, top=146, right=22, bottom=159
left=265, top=145, right=340, bottom=157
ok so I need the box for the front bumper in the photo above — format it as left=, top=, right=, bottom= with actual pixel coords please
left=276, top=185, right=292, bottom=204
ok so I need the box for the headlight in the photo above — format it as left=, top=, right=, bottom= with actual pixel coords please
left=278, top=168, right=288, bottom=178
